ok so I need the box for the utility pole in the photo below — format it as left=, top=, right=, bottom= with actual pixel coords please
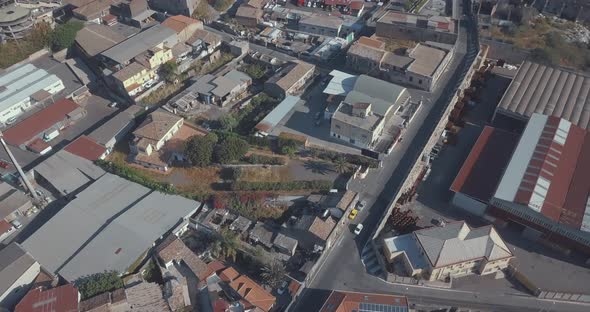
left=0, top=131, right=40, bottom=201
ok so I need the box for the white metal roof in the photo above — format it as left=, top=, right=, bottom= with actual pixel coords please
left=0, top=63, right=64, bottom=112
left=323, top=70, right=357, bottom=95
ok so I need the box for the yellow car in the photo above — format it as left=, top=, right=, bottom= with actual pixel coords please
left=348, top=208, right=358, bottom=220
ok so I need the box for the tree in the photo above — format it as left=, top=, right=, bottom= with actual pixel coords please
left=261, top=261, right=286, bottom=289
left=160, top=60, right=179, bottom=83
left=51, top=20, right=84, bottom=51
left=278, top=137, right=299, bottom=156
left=334, top=156, right=350, bottom=174
left=243, top=64, right=266, bottom=80
left=219, top=114, right=238, bottom=132
left=75, top=271, right=124, bottom=300
left=212, top=0, right=233, bottom=12
left=192, top=0, right=213, bottom=21
left=185, top=134, right=217, bottom=167
left=211, top=229, right=240, bottom=261
left=214, top=136, right=249, bottom=164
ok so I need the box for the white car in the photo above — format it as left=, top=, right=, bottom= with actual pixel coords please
left=354, top=223, right=363, bottom=235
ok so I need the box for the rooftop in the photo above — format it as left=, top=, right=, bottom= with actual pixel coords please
left=407, top=43, right=449, bottom=76
left=250, top=222, right=275, bottom=248
left=162, top=15, right=202, bottom=34
left=273, top=232, right=298, bottom=252
left=236, top=5, right=262, bottom=19
left=156, top=236, right=211, bottom=281
left=88, top=106, right=137, bottom=146
left=73, top=0, right=113, bottom=20
left=0, top=63, right=64, bottom=114
left=333, top=102, right=384, bottom=132
left=133, top=109, right=183, bottom=142
left=300, top=15, right=343, bottom=30
left=414, top=221, right=513, bottom=268
left=378, top=11, right=454, bottom=32
left=101, top=24, right=177, bottom=65
left=255, top=95, right=300, bottom=133
left=188, top=29, right=222, bottom=47
left=383, top=233, right=429, bottom=271
left=191, top=70, right=251, bottom=98
left=64, top=135, right=107, bottom=161
left=347, top=40, right=386, bottom=64
left=221, top=266, right=276, bottom=312
left=126, top=282, right=171, bottom=312
left=22, top=173, right=200, bottom=281
left=496, top=61, right=590, bottom=129
left=2, top=98, right=81, bottom=146
left=0, top=182, right=32, bottom=220
left=112, top=62, right=147, bottom=82
left=268, top=61, right=315, bottom=92
left=0, top=4, right=30, bottom=23
left=307, top=216, right=337, bottom=242
left=320, top=290, right=408, bottom=312
left=494, top=113, right=590, bottom=232
left=343, top=75, right=408, bottom=117
left=0, top=243, right=37, bottom=298
left=15, top=284, right=79, bottom=312
left=75, top=23, right=127, bottom=57
left=450, top=126, right=520, bottom=203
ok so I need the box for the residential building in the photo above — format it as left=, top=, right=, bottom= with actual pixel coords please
left=273, top=233, right=298, bottom=256
left=64, top=135, right=108, bottom=161
left=130, top=109, right=184, bottom=171
left=21, top=173, right=201, bottom=281
left=376, top=11, right=457, bottom=44
left=100, top=24, right=177, bottom=70
left=219, top=266, right=276, bottom=312
left=15, top=284, right=79, bottom=312
left=188, top=69, right=252, bottom=107
left=298, top=15, right=343, bottom=37
left=0, top=63, right=65, bottom=124
left=346, top=37, right=454, bottom=91
left=74, top=24, right=127, bottom=58
left=88, top=105, right=138, bottom=152
left=229, top=215, right=253, bottom=233
left=488, top=113, right=590, bottom=256
left=249, top=222, right=275, bottom=249
left=319, top=290, right=409, bottom=312
left=330, top=75, right=409, bottom=148
left=383, top=221, right=514, bottom=281
left=235, top=4, right=262, bottom=28
left=71, top=0, right=113, bottom=23
left=450, top=126, right=520, bottom=217
left=0, top=182, right=33, bottom=225
left=493, top=61, right=590, bottom=130
left=149, top=0, right=198, bottom=16
left=0, top=243, right=41, bottom=309
left=162, top=15, right=203, bottom=43
left=156, top=236, right=211, bottom=282
left=187, top=29, right=222, bottom=56
left=264, top=61, right=315, bottom=99
left=111, top=62, right=154, bottom=97
left=111, top=0, right=157, bottom=28
left=2, top=98, right=85, bottom=152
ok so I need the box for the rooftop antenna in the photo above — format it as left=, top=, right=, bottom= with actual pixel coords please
left=0, top=131, right=40, bottom=201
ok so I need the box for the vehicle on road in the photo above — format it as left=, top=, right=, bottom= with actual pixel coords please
left=354, top=223, right=363, bottom=235
left=356, top=200, right=367, bottom=211
left=348, top=208, right=358, bottom=220
left=11, top=219, right=22, bottom=229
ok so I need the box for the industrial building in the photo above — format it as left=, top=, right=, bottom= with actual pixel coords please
left=376, top=11, right=457, bottom=44
left=22, top=173, right=201, bottom=281
left=0, top=63, right=65, bottom=124
left=493, top=61, right=590, bottom=130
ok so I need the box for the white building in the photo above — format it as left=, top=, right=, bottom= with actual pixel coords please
left=0, top=63, right=64, bottom=124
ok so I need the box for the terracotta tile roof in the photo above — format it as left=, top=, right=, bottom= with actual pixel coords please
left=224, top=268, right=276, bottom=312
left=157, top=237, right=211, bottom=281
left=162, top=15, right=202, bottom=34
left=219, top=266, right=240, bottom=282
left=451, top=126, right=519, bottom=203
left=26, top=138, right=51, bottom=154
left=15, top=284, right=79, bottom=312
left=73, top=0, right=113, bottom=19
left=112, top=62, right=147, bottom=82
left=357, top=36, right=385, bottom=49
left=207, top=260, right=226, bottom=274
left=3, top=99, right=81, bottom=146
left=133, top=110, right=183, bottom=142
left=272, top=61, right=315, bottom=92
left=347, top=41, right=385, bottom=63
left=320, top=291, right=408, bottom=312
left=189, top=29, right=222, bottom=46
left=349, top=1, right=364, bottom=10
left=65, top=136, right=106, bottom=161
left=308, top=216, right=336, bottom=241
left=236, top=5, right=262, bottom=19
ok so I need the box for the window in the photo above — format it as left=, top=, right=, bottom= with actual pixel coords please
left=409, top=76, right=413, bottom=82
left=419, top=79, right=422, bottom=84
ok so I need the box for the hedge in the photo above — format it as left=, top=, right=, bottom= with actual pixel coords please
left=96, top=160, right=177, bottom=194
left=244, top=154, right=286, bottom=165
left=230, top=180, right=333, bottom=191
left=308, top=148, right=380, bottom=168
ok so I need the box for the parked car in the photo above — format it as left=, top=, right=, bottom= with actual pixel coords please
left=354, top=223, right=363, bottom=235
left=348, top=208, right=358, bottom=220
left=10, top=219, right=22, bottom=229
left=0, top=160, right=10, bottom=169
left=356, top=200, right=367, bottom=211
left=108, top=101, right=118, bottom=108
left=277, top=280, right=289, bottom=295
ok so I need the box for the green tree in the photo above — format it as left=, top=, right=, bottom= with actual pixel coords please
left=219, top=114, right=238, bottom=132
left=214, top=136, right=249, bottom=164
left=211, top=229, right=240, bottom=261
left=334, top=156, right=350, bottom=174
left=278, top=138, right=299, bottom=156
left=261, top=261, right=286, bottom=289
left=160, top=60, right=179, bottom=83
left=185, top=134, right=217, bottom=167
left=243, top=64, right=266, bottom=79
left=75, top=271, right=124, bottom=300
left=51, top=21, right=84, bottom=51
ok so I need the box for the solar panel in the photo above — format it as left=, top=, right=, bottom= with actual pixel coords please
left=359, top=303, right=408, bottom=312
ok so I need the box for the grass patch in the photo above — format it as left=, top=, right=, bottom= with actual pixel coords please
left=239, top=166, right=292, bottom=183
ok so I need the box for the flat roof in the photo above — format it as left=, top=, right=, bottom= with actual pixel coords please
left=75, top=24, right=127, bottom=57
left=0, top=63, right=64, bottom=114
left=255, top=95, right=300, bottom=133
left=451, top=126, right=520, bottom=203
left=0, top=182, right=31, bottom=220
left=23, top=173, right=200, bottom=281
left=0, top=243, right=36, bottom=297
left=101, top=24, right=177, bottom=65
left=2, top=98, right=81, bottom=146
left=344, top=75, right=408, bottom=117
left=88, top=108, right=136, bottom=146
left=332, top=102, right=383, bottom=131
left=407, top=43, right=448, bottom=77
left=320, top=290, right=408, bottom=312
left=0, top=4, right=30, bottom=23
left=383, top=233, right=428, bottom=270
left=496, top=61, right=590, bottom=129
left=323, top=70, right=357, bottom=96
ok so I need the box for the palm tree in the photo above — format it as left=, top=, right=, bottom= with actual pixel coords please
left=211, top=229, right=240, bottom=261
left=334, top=156, right=350, bottom=174
left=261, top=261, right=286, bottom=289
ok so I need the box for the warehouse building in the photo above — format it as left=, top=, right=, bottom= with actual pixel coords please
left=0, top=63, right=65, bottom=124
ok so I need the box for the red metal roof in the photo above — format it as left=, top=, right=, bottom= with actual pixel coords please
left=320, top=291, right=408, bottom=312
left=450, top=126, right=519, bottom=203
left=15, top=284, right=79, bottom=312
left=0, top=219, right=12, bottom=235
left=3, top=99, right=80, bottom=146
left=64, top=135, right=106, bottom=161
left=26, top=138, right=51, bottom=154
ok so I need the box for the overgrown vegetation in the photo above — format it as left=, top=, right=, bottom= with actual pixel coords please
left=230, top=180, right=333, bottom=192
left=278, top=137, right=302, bottom=156
left=211, top=192, right=285, bottom=220
left=211, top=228, right=240, bottom=261
left=96, top=160, right=177, bottom=193
left=242, top=64, right=266, bottom=80
left=185, top=133, right=219, bottom=167
left=261, top=261, right=287, bottom=289
left=160, top=60, right=179, bottom=83
left=193, top=0, right=213, bottom=21
left=142, top=260, right=163, bottom=284
left=212, top=0, right=234, bottom=12
left=184, top=132, right=249, bottom=166
left=76, top=271, right=124, bottom=300
left=530, top=32, right=590, bottom=70
left=244, top=154, right=286, bottom=165
left=140, top=83, right=182, bottom=105
left=231, top=93, right=279, bottom=135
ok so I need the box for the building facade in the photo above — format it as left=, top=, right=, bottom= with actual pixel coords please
left=330, top=102, right=386, bottom=148
left=149, top=0, right=198, bottom=16
left=376, top=11, right=458, bottom=45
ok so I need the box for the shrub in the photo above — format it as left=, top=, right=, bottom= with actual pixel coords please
left=96, top=160, right=177, bottom=193
left=230, top=180, right=333, bottom=191
left=214, top=136, right=249, bottom=164
left=242, top=64, right=266, bottom=79
left=75, top=271, right=123, bottom=300
left=228, top=167, right=242, bottom=180
left=245, top=154, right=286, bottom=165
left=278, top=137, right=300, bottom=156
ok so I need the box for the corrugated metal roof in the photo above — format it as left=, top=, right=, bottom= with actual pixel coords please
left=0, top=243, right=36, bottom=297
left=255, top=95, right=300, bottom=133
left=101, top=25, right=177, bottom=65
left=0, top=63, right=64, bottom=113
left=496, top=61, right=590, bottom=129
left=323, top=70, right=357, bottom=95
